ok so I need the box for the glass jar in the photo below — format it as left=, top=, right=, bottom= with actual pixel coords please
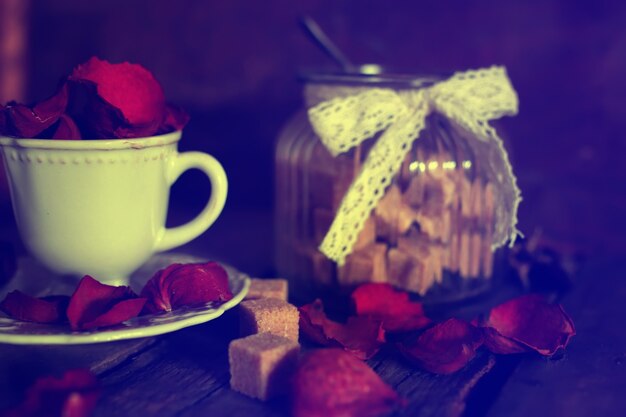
left=275, top=73, right=510, bottom=301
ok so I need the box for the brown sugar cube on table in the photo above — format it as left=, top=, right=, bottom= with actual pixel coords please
left=245, top=278, right=288, bottom=301
left=239, top=298, right=299, bottom=341
left=228, top=333, right=300, bottom=401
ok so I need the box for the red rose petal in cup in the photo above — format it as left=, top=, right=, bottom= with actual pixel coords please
left=66, top=275, right=146, bottom=331
left=292, top=349, right=404, bottom=417
left=397, top=318, right=484, bottom=374
left=158, top=104, right=190, bottom=133
left=0, top=291, right=69, bottom=324
left=480, top=294, right=576, bottom=356
left=140, top=262, right=233, bottom=314
left=299, top=299, right=385, bottom=360
left=351, top=283, right=431, bottom=332
left=50, top=114, right=82, bottom=140
left=69, top=57, right=167, bottom=138
left=0, top=84, right=69, bottom=138
left=1, top=369, right=100, bottom=417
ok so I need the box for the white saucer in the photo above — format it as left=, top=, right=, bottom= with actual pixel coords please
left=0, top=253, right=250, bottom=345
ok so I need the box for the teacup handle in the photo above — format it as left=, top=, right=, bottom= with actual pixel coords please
left=155, top=151, right=228, bottom=252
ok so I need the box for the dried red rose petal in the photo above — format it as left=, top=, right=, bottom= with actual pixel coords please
left=1, top=368, right=100, bottom=417
left=66, top=275, right=146, bottom=331
left=292, top=349, right=404, bottom=417
left=397, top=318, right=483, bottom=374
left=0, top=291, right=69, bottom=324
left=480, top=294, right=575, bottom=356
left=480, top=327, right=528, bottom=354
left=0, top=84, right=69, bottom=138
left=140, top=262, right=233, bottom=314
left=299, top=299, right=385, bottom=360
left=351, top=283, right=431, bottom=332
left=158, top=104, right=191, bottom=134
left=50, top=114, right=82, bottom=140
left=69, top=57, right=174, bottom=138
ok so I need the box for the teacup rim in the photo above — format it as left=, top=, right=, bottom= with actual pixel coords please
left=0, top=130, right=181, bottom=151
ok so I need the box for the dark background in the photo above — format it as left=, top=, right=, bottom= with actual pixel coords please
left=1, top=0, right=625, bottom=263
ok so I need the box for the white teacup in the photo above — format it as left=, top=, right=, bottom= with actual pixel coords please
left=0, top=131, right=227, bottom=285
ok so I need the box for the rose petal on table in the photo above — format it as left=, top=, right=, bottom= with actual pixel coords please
left=351, top=283, right=431, bottom=332
left=299, top=299, right=385, bottom=360
left=140, top=262, right=233, bottom=314
left=0, top=291, right=69, bottom=324
left=397, top=318, right=484, bottom=374
left=66, top=275, right=146, bottom=331
left=1, top=368, right=100, bottom=417
left=0, top=84, right=69, bottom=138
left=292, top=349, right=404, bottom=417
left=69, top=57, right=167, bottom=138
left=480, top=294, right=576, bottom=356
left=481, top=326, right=529, bottom=354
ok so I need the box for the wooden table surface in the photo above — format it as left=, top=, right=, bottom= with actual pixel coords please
left=0, top=209, right=624, bottom=417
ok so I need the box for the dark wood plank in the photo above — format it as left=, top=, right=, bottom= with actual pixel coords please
left=486, top=257, right=626, bottom=417
left=93, top=309, right=298, bottom=417
left=370, top=348, right=496, bottom=417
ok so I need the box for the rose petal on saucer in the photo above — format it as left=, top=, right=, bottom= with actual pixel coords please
left=0, top=291, right=69, bottom=324
left=479, top=294, right=576, bottom=356
left=397, top=318, right=484, bottom=374
left=0, top=84, right=69, bottom=138
left=69, top=57, right=167, bottom=138
left=67, top=275, right=146, bottom=331
left=299, top=299, right=386, bottom=360
left=292, top=349, right=404, bottom=417
left=351, top=283, right=431, bottom=332
left=140, top=262, right=233, bottom=314
left=1, top=368, right=100, bottom=417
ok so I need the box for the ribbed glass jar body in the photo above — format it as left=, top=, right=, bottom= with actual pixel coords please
left=275, top=75, right=504, bottom=301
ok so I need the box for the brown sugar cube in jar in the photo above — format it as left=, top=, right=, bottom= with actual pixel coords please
left=239, top=298, right=299, bottom=341
left=245, top=278, right=288, bottom=301
left=228, top=332, right=300, bottom=400
left=337, top=243, right=388, bottom=286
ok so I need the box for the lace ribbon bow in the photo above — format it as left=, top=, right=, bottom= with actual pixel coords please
left=308, top=66, right=520, bottom=265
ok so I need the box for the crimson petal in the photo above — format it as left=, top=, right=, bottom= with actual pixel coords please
left=480, top=294, right=575, bottom=356
left=0, top=291, right=69, bottom=324
left=1, top=84, right=69, bottom=138
left=50, top=114, right=82, bottom=140
left=481, top=327, right=529, bottom=354
left=299, top=299, right=385, bottom=360
left=292, top=349, right=404, bottom=417
left=66, top=276, right=146, bottom=331
left=1, top=369, right=100, bottom=417
left=397, top=318, right=484, bottom=374
left=140, top=262, right=233, bottom=314
left=158, top=104, right=190, bottom=133
left=69, top=57, right=166, bottom=138
left=351, top=283, right=431, bottom=332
